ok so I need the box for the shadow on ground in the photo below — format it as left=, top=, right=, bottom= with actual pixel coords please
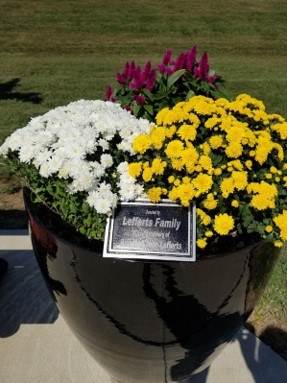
left=0, top=210, right=28, bottom=229
left=252, top=324, right=287, bottom=362
left=0, top=78, right=42, bottom=104
left=180, top=326, right=287, bottom=383
left=0, top=250, right=58, bottom=337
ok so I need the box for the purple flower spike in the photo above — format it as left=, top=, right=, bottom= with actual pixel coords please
left=158, top=63, right=172, bottom=75
left=104, top=85, right=116, bottom=102
left=134, top=94, right=145, bottom=105
left=162, top=49, right=173, bottom=65
left=146, top=70, right=156, bottom=90
left=174, top=52, right=187, bottom=71
left=195, top=52, right=210, bottom=80
left=127, top=61, right=136, bottom=80
left=116, top=73, right=126, bottom=85
left=143, top=61, right=152, bottom=76
left=186, top=46, right=197, bottom=72
left=207, top=73, right=219, bottom=83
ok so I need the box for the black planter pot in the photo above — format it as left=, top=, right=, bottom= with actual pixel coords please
left=24, top=189, right=278, bottom=383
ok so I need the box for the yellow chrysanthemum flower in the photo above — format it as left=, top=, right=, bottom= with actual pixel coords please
left=265, top=225, right=273, bottom=233
left=231, top=171, right=248, bottom=191
left=147, top=187, right=162, bottom=203
left=189, top=113, right=201, bottom=127
left=128, top=162, right=142, bottom=178
left=273, top=210, right=287, bottom=241
left=149, top=126, right=166, bottom=149
left=245, top=160, right=253, bottom=170
left=177, top=124, right=197, bottom=141
left=193, top=174, right=213, bottom=196
left=177, top=182, right=195, bottom=206
left=156, top=107, right=169, bottom=125
left=225, top=142, right=243, bottom=159
left=181, top=146, right=198, bottom=173
left=214, top=168, right=222, bottom=176
left=198, top=155, right=213, bottom=172
left=174, top=179, right=181, bottom=186
left=165, top=140, right=184, bottom=158
left=254, top=132, right=273, bottom=165
left=132, top=134, right=151, bottom=154
left=197, top=238, right=207, bottom=249
left=271, top=122, right=287, bottom=140
left=168, top=175, right=175, bottom=184
left=171, top=158, right=184, bottom=171
left=231, top=200, right=239, bottom=208
left=197, top=208, right=211, bottom=225
left=202, top=142, right=211, bottom=155
left=165, top=125, right=177, bottom=138
left=220, top=177, right=235, bottom=198
left=214, top=214, right=234, bottom=235
left=203, top=193, right=217, bottom=210
left=209, top=135, right=223, bottom=149
left=142, top=167, right=153, bottom=182
left=273, top=143, right=284, bottom=162
left=151, top=158, right=166, bottom=175
left=205, top=116, right=220, bottom=129
left=168, top=186, right=179, bottom=201
left=274, top=240, right=283, bottom=248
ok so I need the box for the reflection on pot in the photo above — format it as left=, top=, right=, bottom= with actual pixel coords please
left=29, top=214, right=67, bottom=298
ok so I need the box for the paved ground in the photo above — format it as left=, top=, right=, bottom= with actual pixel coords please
left=0, top=240, right=287, bottom=382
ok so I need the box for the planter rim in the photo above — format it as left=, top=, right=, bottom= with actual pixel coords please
left=23, top=187, right=265, bottom=264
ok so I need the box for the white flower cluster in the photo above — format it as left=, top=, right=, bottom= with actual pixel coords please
left=0, top=100, right=150, bottom=215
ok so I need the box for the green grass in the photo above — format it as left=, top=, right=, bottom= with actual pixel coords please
left=1, top=0, right=287, bottom=146
left=0, top=0, right=287, bottom=332
left=252, top=250, right=287, bottom=324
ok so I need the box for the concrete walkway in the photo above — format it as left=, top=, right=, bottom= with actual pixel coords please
left=0, top=244, right=287, bottom=382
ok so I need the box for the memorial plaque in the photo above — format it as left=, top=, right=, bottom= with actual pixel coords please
left=103, top=200, right=196, bottom=261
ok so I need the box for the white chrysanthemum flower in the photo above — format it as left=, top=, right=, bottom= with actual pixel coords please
left=87, top=182, right=118, bottom=215
left=100, top=154, right=113, bottom=169
left=0, top=100, right=150, bottom=216
left=117, top=161, right=145, bottom=201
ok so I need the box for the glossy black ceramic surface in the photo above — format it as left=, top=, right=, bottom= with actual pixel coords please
left=24, top=190, right=278, bottom=383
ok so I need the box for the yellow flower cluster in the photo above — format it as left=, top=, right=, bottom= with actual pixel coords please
left=273, top=211, right=287, bottom=247
left=247, top=182, right=278, bottom=210
left=128, top=93, right=287, bottom=250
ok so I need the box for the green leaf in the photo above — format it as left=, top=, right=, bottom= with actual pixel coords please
left=167, top=69, right=186, bottom=88
left=152, top=92, right=168, bottom=101
left=142, top=89, right=153, bottom=101
left=144, top=104, right=153, bottom=116
left=131, top=103, right=141, bottom=117
left=185, top=89, right=195, bottom=100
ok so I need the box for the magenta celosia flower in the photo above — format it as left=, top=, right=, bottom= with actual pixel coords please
left=158, top=46, right=198, bottom=75
left=158, top=49, right=174, bottom=75
left=163, top=49, right=172, bottom=65
left=134, top=94, right=145, bottom=105
left=128, top=62, right=156, bottom=91
left=105, top=46, right=222, bottom=119
left=116, top=61, right=137, bottom=85
left=104, top=85, right=116, bottom=102
left=194, top=52, right=219, bottom=83
left=185, top=46, right=197, bottom=71
left=174, top=52, right=186, bottom=71
left=194, top=52, right=209, bottom=80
